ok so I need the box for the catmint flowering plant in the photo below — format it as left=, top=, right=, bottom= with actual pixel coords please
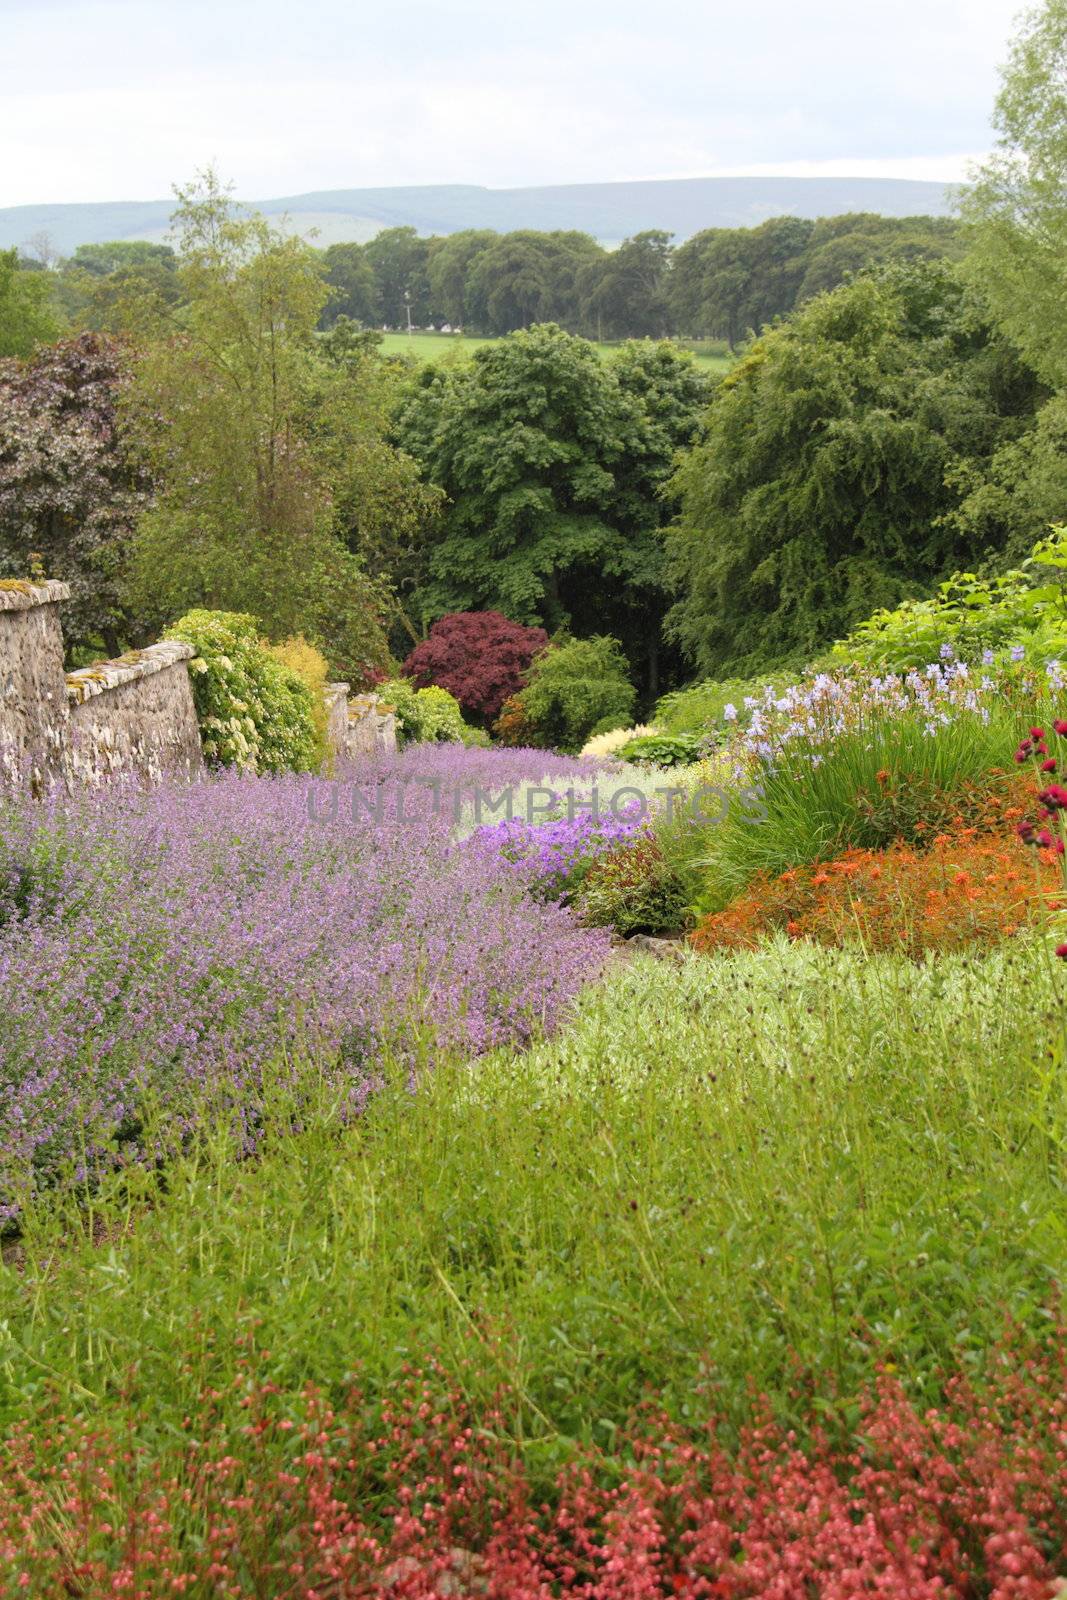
left=0, top=751, right=612, bottom=1221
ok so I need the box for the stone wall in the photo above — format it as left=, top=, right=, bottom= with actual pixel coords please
left=0, top=578, right=391, bottom=792
left=346, top=692, right=398, bottom=759
left=0, top=580, right=74, bottom=792
left=67, top=642, right=204, bottom=787
left=0, top=581, right=204, bottom=791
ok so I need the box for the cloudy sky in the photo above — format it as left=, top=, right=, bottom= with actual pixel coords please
left=2, top=0, right=1024, bottom=206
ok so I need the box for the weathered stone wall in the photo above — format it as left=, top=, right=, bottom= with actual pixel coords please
left=346, top=693, right=398, bottom=759
left=67, top=642, right=204, bottom=787
left=0, top=579, right=390, bottom=792
left=0, top=580, right=73, bottom=791
left=323, top=682, right=350, bottom=773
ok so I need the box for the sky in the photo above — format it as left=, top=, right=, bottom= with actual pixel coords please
left=1, top=0, right=1025, bottom=207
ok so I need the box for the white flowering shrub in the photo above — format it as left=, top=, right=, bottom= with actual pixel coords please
left=580, top=724, right=660, bottom=760
left=165, top=610, right=320, bottom=773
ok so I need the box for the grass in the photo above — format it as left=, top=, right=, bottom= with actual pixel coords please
left=701, top=699, right=1031, bottom=909
left=379, top=329, right=735, bottom=376
left=2, top=938, right=1064, bottom=1492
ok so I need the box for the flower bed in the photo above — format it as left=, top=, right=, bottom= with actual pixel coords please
left=6, top=1326, right=1067, bottom=1597
left=692, top=834, right=1059, bottom=956
left=0, top=751, right=613, bottom=1220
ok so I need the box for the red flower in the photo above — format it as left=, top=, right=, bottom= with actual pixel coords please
left=1042, top=758, right=1058, bottom=772
left=1056, top=942, right=1067, bottom=959
left=1055, top=719, right=1067, bottom=736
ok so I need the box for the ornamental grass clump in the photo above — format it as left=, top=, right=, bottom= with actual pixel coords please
left=703, top=660, right=1042, bottom=902
left=0, top=754, right=610, bottom=1221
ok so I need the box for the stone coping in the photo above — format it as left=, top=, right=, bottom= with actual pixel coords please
left=0, top=579, right=71, bottom=612
left=66, top=641, right=196, bottom=704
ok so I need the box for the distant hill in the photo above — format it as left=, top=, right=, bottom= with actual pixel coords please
left=0, top=176, right=958, bottom=256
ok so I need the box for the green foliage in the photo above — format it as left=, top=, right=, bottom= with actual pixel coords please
left=364, top=227, right=431, bottom=325
left=517, top=635, right=636, bottom=753
left=0, top=248, right=61, bottom=358
left=700, top=698, right=1027, bottom=909
left=665, top=264, right=1043, bottom=675
left=615, top=731, right=703, bottom=766
left=376, top=677, right=477, bottom=745
left=836, top=524, right=1067, bottom=669
left=575, top=835, right=690, bottom=935
left=164, top=609, right=320, bottom=773
left=655, top=674, right=784, bottom=735
left=576, top=230, right=673, bottom=339
left=962, top=0, right=1067, bottom=390
left=667, top=213, right=963, bottom=347
left=4, top=942, right=1063, bottom=1480
left=320, top=242, right=379, bottom=326
left=393, top=324, right=706, bottom=695
left=122, top=172, right=393, bottom=683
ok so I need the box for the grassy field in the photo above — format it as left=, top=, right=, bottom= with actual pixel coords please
left=379, top=328, right=735, bottom=375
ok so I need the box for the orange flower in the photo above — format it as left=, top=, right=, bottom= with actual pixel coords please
left=690, top=833, right=1054, bottom=959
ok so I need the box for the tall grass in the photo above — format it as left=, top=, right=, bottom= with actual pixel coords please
left=703, top=700, right=1028, bottom=906
left=2, top=940, right=1063, bottom=1493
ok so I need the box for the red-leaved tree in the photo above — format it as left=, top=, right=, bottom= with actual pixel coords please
left=402, top=610, right=547, bottom=724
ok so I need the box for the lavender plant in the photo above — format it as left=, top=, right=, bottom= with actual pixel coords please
left=0, top=751, right=611, bottom=1222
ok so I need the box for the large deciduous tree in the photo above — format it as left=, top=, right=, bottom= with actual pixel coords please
left=363, top=227, right=433, bottom=327
left=576, top=231, right=673, bottom=340
left=963, top=0, right=1067, bottom=389
left=665, top=264, right=1043, bottom=675
left=0, top=248, right=61, bottom=358
left=122, top=171, right=394, bottom=682
left=393, top=324, right=708, bottom=697
left=320, top=242, right=379, bottom=327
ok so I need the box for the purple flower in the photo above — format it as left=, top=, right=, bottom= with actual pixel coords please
left=0, top=752, right=612, bottom=1220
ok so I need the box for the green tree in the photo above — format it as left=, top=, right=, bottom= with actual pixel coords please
left=599, top=340, right=710, bottom=694
left=576, top=230, right=673, bottom=339
left=69, top=241, right=177, bottom=277
left=53, top=241, right=182, bottom=336
left=123, top=171, right=391, bottom=682
left=320, top=242, right=378, bottom=327
left=394, top=324, right=644, bottom=629
left=665, top=264, right=1042, bottom=674
left=394, top=325, right=707, bottom=697
left=797, top=214, right=962, bottom=302
left=426, top=229, right=496, bottom=326
left=364, top=227, right=432, bottom=326
left=0, top=248, right=61, bottom=357
left=518, top=635, right=636, bottom=753
left=963, top=0, right=1067, bottom=388
left=463, top=232, right=601, bottom=334
left=668, top=218, right=812, bottom=346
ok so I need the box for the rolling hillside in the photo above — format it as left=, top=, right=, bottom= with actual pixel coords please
left=0, top=175, right=957, bottom=255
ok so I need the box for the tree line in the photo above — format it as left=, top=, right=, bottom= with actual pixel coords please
left=4, top=209, right=961, bottom=350
left=1, top=0, right=1066, bottom=712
